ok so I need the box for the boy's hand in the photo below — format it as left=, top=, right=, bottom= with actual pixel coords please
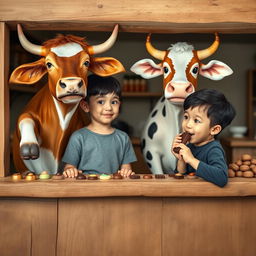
left=178, top=144, right=199, bottom=170
left=171, top=134, right=183, bottom=159
left=63, top=166, right=81, bottom=178
left=118, top=168, right=134, bottom=178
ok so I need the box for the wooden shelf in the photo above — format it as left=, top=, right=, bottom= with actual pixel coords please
left=122, top=92, right=162, bottom=98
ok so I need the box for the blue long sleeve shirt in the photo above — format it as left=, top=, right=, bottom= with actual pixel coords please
left=186, top=140, right=228, bottom=187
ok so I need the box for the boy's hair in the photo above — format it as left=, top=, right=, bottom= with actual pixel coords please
left=183, top=89, right=236, bottom=130
left=86, top=74, right=122, bottom=101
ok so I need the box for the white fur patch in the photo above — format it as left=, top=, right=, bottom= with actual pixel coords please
left=51, top=43, right=83, bottom=57
left=19, top=118, right=38, bottom=146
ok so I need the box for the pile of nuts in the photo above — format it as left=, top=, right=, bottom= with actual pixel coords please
left=228, top=154, right=256, bottom=178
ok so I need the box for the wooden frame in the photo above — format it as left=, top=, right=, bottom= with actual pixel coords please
left=0, top=22, right=10, bottom=177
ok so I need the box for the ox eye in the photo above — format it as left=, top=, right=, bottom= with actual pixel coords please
left=83, top=61, right=90, bottom=67
left=162, top=62, right=171, bottom=78
left=46, top=62, right=53, bottom=69
left=190, top=63, right=199, bottom=78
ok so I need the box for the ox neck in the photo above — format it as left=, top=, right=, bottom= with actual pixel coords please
left=52, top=97, right=80, bottom=131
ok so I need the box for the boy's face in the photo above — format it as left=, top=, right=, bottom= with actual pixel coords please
left=182, top=106, right=221, bottom=146
left=82, top=92, right=120, bottom=126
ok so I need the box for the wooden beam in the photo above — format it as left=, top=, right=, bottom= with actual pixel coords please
left=0, top=22, right=10, bottom=177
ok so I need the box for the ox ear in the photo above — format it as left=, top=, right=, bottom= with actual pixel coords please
left=89, top=57, right=125, bottom=76
left=130, top=59, right=163, bottom=79
left=200, top=60, right=233, bottom=81
left=9, top=58, right=47, bottom=84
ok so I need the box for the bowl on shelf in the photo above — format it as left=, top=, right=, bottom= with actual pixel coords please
left=229, top=126, right=247, bottom=138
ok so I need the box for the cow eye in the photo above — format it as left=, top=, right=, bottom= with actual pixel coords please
left=46, top=62, right=53, bottom=69
left=83, top=61, right=90, bottom=67
left=192, top=67, right=198, bottom=74
left=163, top=66, right=169, bottom=74
left=162, top=62, right=171, bottom=78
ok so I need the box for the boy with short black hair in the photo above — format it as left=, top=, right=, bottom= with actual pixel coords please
left=172, top=89, right=236, bottom=187
left=62, top=74, right=137, bottom=178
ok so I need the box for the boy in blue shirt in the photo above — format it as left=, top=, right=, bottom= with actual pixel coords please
left=62, top=75, right=137, bottom=178
left=172, top=89, right=236, bottom=187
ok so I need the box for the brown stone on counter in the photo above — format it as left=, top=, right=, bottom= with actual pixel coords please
left=76, top=173, right=86, bottom=180
left=187, top=172, right=197, bottom=179
left=155, top=174, right=166, bottom=179
left=235, top=171, right=243, bottom=177
left=87, top=174, right=98, bottom=180
left=52, top=173, right=65, bottom=180
left=143, top=174, right=153, bottom=179
left=174, top=173, right=184, bottom=179
left=240, top=165, right=250, bottom=172
left=129, top=174, right=140, bottom=179
left=168, top=174, right=175, bottom=178
left=112, top=173, right=123, bottom=179
left=12, top=173, right=22, bottom=181
left=229, top=163, right=239, bottom=171
left=25, top=173, right=36, bottom=181
left=173, top=132, right=191, bottom=154
left=228, top=169, right=236, bottom=178
left=242, top=171, right=254, bottom=178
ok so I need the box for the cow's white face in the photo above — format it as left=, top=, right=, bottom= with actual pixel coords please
left=163, top=43, right=197, bottom=103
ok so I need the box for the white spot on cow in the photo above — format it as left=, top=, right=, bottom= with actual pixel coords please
left=53, top=97, right=79, bottom=130
left=23, top=148, right=58, bottom=174
left=51, top=43, right=83, bottom=57
left=168, top=44, right=194, bottom=83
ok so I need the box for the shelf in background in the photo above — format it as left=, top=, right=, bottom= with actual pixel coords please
left=122, top=92, right=162, bottom=98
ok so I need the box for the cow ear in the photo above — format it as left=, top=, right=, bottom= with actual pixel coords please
left=9, top=58, right=47, bottom=84
left=89, top=57, right=125, bottom=76
left=130, top=59, right=163, bottom=79
left=200, top=60, right=233, bottom=81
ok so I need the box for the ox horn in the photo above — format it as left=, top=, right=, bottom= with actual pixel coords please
left=197, top=33, right=220, bottom=60
left=146, top=34, right=166, bottom=61
left=88, top=24, right=119, bottom=55
left=17, top=24, right=46, bottom=56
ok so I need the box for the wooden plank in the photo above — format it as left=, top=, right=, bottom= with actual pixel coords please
left=57, top=198, right=162, bottom=256
left=162, top=197, right=256, bottom=256
left=0, top=0, right=255, bottom=33
left=0, top=198, right=57, bottom=256
left=1, top=177, right=256, bottom=197
left=0, top=22, right=10, bottom=177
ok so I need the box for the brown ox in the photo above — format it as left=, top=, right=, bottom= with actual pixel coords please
left=10, top=24, right=125, bottom=174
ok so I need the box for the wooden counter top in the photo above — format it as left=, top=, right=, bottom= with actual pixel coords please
left=1, top=176, right=256, bottom=198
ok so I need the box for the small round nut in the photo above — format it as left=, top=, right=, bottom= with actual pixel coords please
left=251, top=166, right=256, bottom=175
left=242, top=161, right=251, bottom=166
left=242, top=171, right=254, bottom=178
left=242, top=154, right=252, bottom=161
left=235, top=171, right=243, bottom=177
left=229, top=163, right=239, bottom=171
left=236, top=160, right=243, bottom=166
left=228, top=169, right=235, bottom=178
left=250, top=164, right=256, bottom=169
left=240, top=165, right=250, bottom=172
left=251, top=159, right=256, bottom=165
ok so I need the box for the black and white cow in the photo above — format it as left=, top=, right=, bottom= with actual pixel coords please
left=131, top=33, right=233, bottom=174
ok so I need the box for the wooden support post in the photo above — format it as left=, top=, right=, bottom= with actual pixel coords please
left=0, top=22, right=10, bottom=177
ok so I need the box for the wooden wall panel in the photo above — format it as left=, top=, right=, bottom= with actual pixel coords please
left=0, top=22, right=10, bottom=177
left=57, top=197, right=162, bottom=256
left=162, top=197, right=256, bottom=256
left=0, top=198, right=57, bottom=256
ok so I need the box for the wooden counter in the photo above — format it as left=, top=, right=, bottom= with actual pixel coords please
left=1, top=176, right=256, bottom=256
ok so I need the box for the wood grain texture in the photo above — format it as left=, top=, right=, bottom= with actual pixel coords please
left=0, top=198, right=57, bottom=256
left=1, top=176, right=256, bottom=197
left=0, top=0, right=255, bottom=33
left=162, top=197, right=256, bottom=256
left=57, top=198, right=162, bottom=256
left=0, top=22, right=10, bottom=177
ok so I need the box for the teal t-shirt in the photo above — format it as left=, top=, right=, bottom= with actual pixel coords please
left=62, top=128, right=137, bottom=174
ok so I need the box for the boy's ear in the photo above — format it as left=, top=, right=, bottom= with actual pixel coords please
left=80, top=100, right=90, bottom=113
left=210, top=125, right=222, bottom=136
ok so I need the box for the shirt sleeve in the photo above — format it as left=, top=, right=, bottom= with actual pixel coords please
left=195, top=147, right=228, bottom=187
left=62, top=132, right=82, bottom=167
left=121, top=135, right=137, bottom=165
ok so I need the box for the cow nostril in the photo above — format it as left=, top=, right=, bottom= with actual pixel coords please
left=59, top=81, right=66, bottom=89
left=78, top=80, right=83, bottom=88
left=186, top=85, right=193, bottom=93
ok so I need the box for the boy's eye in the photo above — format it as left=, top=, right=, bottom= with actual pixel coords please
left=183, top=115, right=188, bottom=120
left=194, top=118, right=201, bottom=123
left=97, top=100, right=105, bottom=104
left=112, top=100, right=119, bottom=104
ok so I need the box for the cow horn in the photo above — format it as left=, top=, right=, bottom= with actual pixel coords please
left=17, top=24, right=46, bottom=56
left=88, top=24, right=119, bottom=55
left=197, top=33, right=220, bottom=60
left=146, top=34, right=166, bottom=61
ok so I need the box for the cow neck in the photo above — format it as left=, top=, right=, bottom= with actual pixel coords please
left=52, top=96, right=79, bottom=131
left=166, top=99, right=184, bottom=130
